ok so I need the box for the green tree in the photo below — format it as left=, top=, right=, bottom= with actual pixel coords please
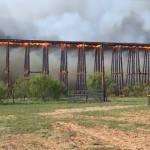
left=122, top=83, right=148, bottom=97
left=87, top=73, right=116, bottom=95
left=132, top=83, right=148, bottom=97
left=14, top=76, right=30, bottom=100
left=143, top=84, right=148, bottom=96
left=122, top=85, right=132, bottom=97
left=0, top=81, right=8, bottom=103
left=29, top=75, right=51, bottom=101
left=107, top=82, right=117, bottom=96
left=87, top=73, right=102, bottom=90
left=50, top=79, right=67, bottom=99
left=29, top=75, right=66, bottom=101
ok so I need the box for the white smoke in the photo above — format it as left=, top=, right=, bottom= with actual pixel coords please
left=0, top=0, right=150, bottom=87
left=0, top=0, right=150, bottom=42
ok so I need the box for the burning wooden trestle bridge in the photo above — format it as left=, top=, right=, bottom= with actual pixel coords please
left=0, top=39, right=150, bottom=95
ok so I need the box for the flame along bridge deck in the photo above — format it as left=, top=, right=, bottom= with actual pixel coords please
left=67, top=89, right=107, bottom=103
left=0, top=39, right=150, bottom=49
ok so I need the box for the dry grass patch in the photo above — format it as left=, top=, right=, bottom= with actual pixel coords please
left=39, top=105, right=136, bottom=117
left=54, top=121, right=150, bottom=150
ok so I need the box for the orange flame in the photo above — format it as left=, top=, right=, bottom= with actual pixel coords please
left=59, top=71, right=67, bottom=75
left=113, top=45, right=119, bottom=49
left=122, top=46, right=136, bottom=49
left=77, top=72, right=84, bottom=75
left=92, top=45, right=101, bottom=48
left=29, top=43, right=51, bottom=47
left=0, top=41, right=150, bottom=50
left=61, top=44, right=72, bottom=50
left=0, top=42, right=52, bottom=46
left=138, top=46, right=150, bottom=49
left=76, top=44, right=84, bottom=48
left=0, top=42, right=7, bottom=45
left=76, top=44, right=101, bottom=48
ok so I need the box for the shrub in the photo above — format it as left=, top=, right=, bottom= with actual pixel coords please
left=14, top=76, right=30, bottom=100
left=132, top=83, right=147, bottom=97
left=122, top=83, right=148, bottom=97
left=0, top=81, right=9, bottom=103
left=87, top=73, right=116, bottom=95
left=122, top=85, right=132, bottom=97
left=29, top=75, right=66, bottom=101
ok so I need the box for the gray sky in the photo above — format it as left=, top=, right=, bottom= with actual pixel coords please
left=0, top=0, right=150, bottom=43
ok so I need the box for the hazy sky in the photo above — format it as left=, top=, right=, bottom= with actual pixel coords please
left=0, top=0, right=150, bottom=43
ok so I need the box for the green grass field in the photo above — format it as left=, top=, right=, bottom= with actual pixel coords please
left=0, top=97, right=149, bottom=150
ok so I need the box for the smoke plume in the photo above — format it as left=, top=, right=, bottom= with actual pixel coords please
left=0, top=0, right=150, bottom=88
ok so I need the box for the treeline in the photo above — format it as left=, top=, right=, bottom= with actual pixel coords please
left=87, top=73, right=148, bottom=97
left=0, top=73, right=148, bottom=103
left=122, top=84, right=147, bottom=97
left=0, top=75, right=67, bottom=103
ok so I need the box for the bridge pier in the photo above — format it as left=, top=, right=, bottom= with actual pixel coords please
left=59, top=44, right=68, bottom=90
left=142, top=49, right=150, bottom=85
left=24, top=44, right=30, bottom=77
left=5, top=42, right=10, bottom=87
left=42, top=45, right=49, bottom=75
left=111, top=46, right=124, bottom=95
left=126, top=47, right=141, bottom=86
left=94, top=46, right=104, bottom=73
left=76, top=45, right=86, bottom=91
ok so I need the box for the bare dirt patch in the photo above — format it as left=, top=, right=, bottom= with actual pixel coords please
left=39, top=105, right=136, bottom=117
left=54, top=122, right=150, bottom=150
left=0, top=134, right=68, bottom=150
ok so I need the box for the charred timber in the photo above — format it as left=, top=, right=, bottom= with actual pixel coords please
left=111, top=46, right=124, bottom=95
left=59, top=45, right=68, bottom=90
left=5, top=42, right=10, bottom=87
left=126, top=47, right=141, bottom=86
left=142, top=50, right=150, bottom=85
left=24, top=44, right=30, bottom=77
left=42, top=46, right=49, bottom=75
left=94, top=46, right=104, bottom=73
left=76, top=45, right=86, bottom=91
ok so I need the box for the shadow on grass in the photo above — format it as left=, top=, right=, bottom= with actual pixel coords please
left=1, top=97, right=147, bottom=105
left=1, top=99, right=68, bottom=106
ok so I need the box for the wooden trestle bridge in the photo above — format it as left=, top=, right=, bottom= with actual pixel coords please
left=0, top=39, right=150, bottom=96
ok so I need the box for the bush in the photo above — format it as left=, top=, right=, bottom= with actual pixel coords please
left=0, top=81, right=9, bottom=103
left=122, top=83, right=148, bottom=97
left=87, top=73, right=116, bottom=95
left=29, top=75, right=66, bottom=101
left=132, top=83, right=147, bottom=97
left=107, top=82, right=117, bottom=96
left=87, top=73, right=148, bottom=97
left=12, top=75, right=67, bottom=101
left=122, top=85, right=132, bottom=97
left=50, top=79, right=67, bottom=99
left=14, top=76, right=30, bottom=100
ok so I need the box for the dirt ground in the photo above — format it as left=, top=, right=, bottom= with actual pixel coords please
left=54, top=122, right=150, bottom=150
left=1, top=105, right=150, bottom=150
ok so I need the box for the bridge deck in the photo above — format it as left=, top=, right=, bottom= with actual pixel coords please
left=0, top=39, right=150, bottom=48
